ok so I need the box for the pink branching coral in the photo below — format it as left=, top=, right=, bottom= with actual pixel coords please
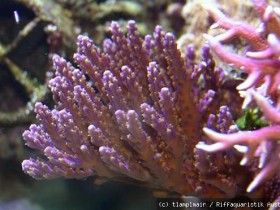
left=203, top=0, right=280, bottom=96
left=198, top=91, right=280, bottom=192
left=197, top=0, right=280, bottom=203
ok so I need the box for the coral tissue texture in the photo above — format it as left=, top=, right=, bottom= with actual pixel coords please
left=197, top=0, right=280, bottom=205
left=21, top=20, right=211, bottom=196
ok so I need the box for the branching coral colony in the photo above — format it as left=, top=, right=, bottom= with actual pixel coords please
left=21, top=0, right=280, bottom=206
left=196, top=0, right=280, bottom=205
left=21, top=19, right=245, bottom=198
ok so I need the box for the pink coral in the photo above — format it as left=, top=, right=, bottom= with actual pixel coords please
left=197, top=91, right=280, bottom=192
left=202, top=0, right=280, bottom=96
left=197, top=0, right=280, bottom=204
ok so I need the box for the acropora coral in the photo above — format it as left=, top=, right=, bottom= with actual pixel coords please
left=21, top=20, right=243, bottom=198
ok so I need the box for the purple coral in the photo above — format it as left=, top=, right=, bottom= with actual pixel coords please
left=197, top=0, right=280, bottom=200
left=22, top=20, right=233, bottom=197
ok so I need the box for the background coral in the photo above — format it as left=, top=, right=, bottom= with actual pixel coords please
left=197, top=0, right=280, bottom=205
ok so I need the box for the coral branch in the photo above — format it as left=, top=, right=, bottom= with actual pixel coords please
left=199, top=0, right=280, bottom=198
